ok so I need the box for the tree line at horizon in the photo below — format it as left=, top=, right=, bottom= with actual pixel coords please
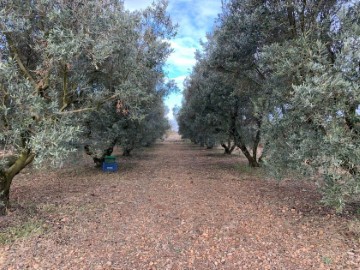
left=177, top=0, right=360, bottom=211
left=0, top=0, right=176, bottom=215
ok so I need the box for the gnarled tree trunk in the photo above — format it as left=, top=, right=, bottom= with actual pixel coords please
left=0, top=173, right=11, bottom=216
left=230, top=101, right=261, bottom=168
left=236, top=141, right=260, bottom=167
left=122, top=147, right=133, bottom=156
left=206, top=137, right=215, bottom=149
left=221, top=136, right=236, bottom=155
left=199, top=138, right=205, bottom=148
left=84, top=139, right=117, bottom=167
left=0, top=151, right=35, bottom=215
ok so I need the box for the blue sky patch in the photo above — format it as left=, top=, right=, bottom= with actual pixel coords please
left=124, top=0, right=222, bottom=124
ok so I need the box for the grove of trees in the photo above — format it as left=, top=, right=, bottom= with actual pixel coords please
left=177, top=0, right=360, bottom=211
left=0, top=0, right=176, bottom=215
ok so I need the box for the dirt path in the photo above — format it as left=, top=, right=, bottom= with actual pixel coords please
left=0, top=134, right=359, bottom=269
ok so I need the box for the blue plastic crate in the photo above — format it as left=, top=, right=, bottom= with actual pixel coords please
left=102, top=162, right=118, bottom=172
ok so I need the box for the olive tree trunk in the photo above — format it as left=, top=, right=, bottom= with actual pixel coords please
left=122, top=138, right=136, bottom=156
left=84, top=139, right=117, bottom=167
left=206, top=137, right=215, bottom=149
left=221, top=137, right=236, bottom=155
left=0, top=151, right=35, bottom=215
left=230, top=104, right=261, bottom=168
left=236, top=141, right=260, bottom=167
left=122, top=148, right=132, bottom=156
left=0, top=173, right=11, bottom=216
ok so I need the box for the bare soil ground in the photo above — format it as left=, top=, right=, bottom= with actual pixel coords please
left=1, top=133, right=360, bottom=269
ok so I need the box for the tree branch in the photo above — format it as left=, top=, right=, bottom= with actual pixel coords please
left=0, top=84, right=10, bottom=129
left=5, top=151, right=35, bottom=181
left=58, top=93, right=120, bottom=114
left=60, top=63, right=69, bottom=111
left=4, top=33, right=37, bottom=90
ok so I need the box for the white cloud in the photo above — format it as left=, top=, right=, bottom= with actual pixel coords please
left=167, top=0, right=222, bottom=129
left=124, top=0, right=221, bottom=78
left=165, top=37, right=201, bottom=77
left=172, top=75, right=187, bottom=88
left=166, top=110, right=175, bottom=120
left=166, top=0, right=221, bottom=75
left=123, top=0, right=153, bottom=11
left=168, top=0, right=221, bottom=34
left=123, top=0, right=222, bottom=128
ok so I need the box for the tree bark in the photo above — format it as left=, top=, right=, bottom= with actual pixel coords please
left=252, top=118, right=262, bottom=162
left=0, top=173, right=10, bottom=216
left=221, top=138, right=236, bottom=155
left=236, top=139, right=260, bottom=167
left=198, top=135, right=205, bottom=147
left=222, top=145, right=230, bottom=153
left=206, top=137, right=215, bottom=149
left=300, top=0, right=307, bottom=33
left=84, top=139, right=117, bottom=167
left=122, top=147, right=133, bottom=156
left=0, top=151, right=35, bottom=215
left=286, top=0, right=297, bottom=38
left=229, top=100, right=260, bottom=167
left=258, top=141, right=269, bottom=164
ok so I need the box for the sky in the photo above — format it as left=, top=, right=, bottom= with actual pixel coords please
left=123, top=0, right=222, bottom=129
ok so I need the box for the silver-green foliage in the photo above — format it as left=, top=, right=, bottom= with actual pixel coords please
left=1, top=0, right=130, bottom=168
left=0, top=57, right=82, bottom=168
left=261, top=4, right=360, bottom=211
left=0, top=0, right=175, bottom=214
left=179, top=0, right=360, bottom=210
left=1, top=0, right=175, bottom=165
left=82, top=0, right=176, bottom=156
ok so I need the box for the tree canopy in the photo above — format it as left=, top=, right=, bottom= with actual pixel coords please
left=0, top=0, right=176, bottom=215
left=178, top=0, right=360, bottom=211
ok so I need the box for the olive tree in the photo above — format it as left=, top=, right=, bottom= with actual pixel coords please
left=177, top=57, right=238, bottom=153
left=179, top=0, right=360, bottom=210
left=260, top=2, right=360, bottom=211
left=0, top=0, right=175, bottom=215
left=83, top=1, right=176, bottom=161
left=179, top=4, right=272, bottom=166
